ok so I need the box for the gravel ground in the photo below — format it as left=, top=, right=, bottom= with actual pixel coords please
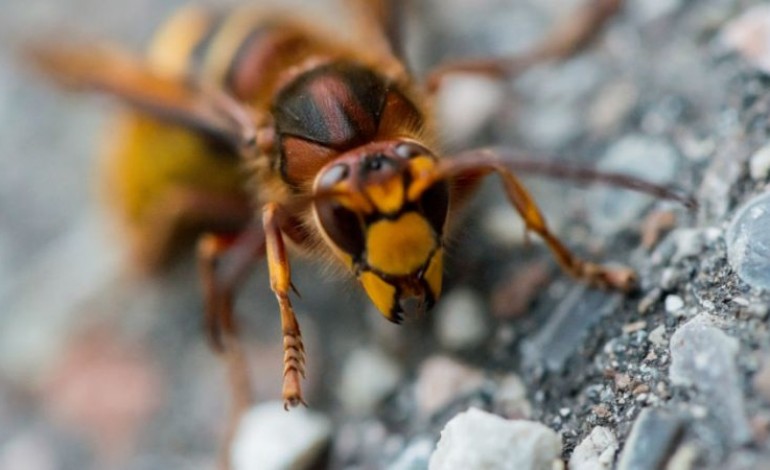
left=2, top=0, right=770, bottom=469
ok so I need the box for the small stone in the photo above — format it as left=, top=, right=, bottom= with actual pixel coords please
left=588, top=80, right=638, bottom=136
left=435, top=288, right=489, bottom=351
left=731, top=297, right=750, bottom=307
left=670, top=229, right=705, bottom=262
left=614, top=374, right=632, bottom=391
left=641, top=210, right=677, bottom=250
left=648, top=325, right=667, bottom=348
left=436, top=76, right=505, bottom=146
left=338, top=347, right=402, bottom=414
left=415, top=356, right=486, bottom=416
left=429, top=408, right=561, bottom=470
left=483, top=205, right=527, bottom=247
left=665, top=444, right=699, bottom=470
left=616, top=409, right=684, bottom=470
left=726, top=192, right=770, bottom=289
left=749, top=145, right=770, bottom=181
left=660, top=268, right=681, bottom=290
left=622, top=321, right=646, bottom=334
left=665, top=295, right=685, bottom=314
left=669, top=316, right=752, bottom=446
left=632, top=384, right=650, bottom=395
left=592, top=404, right=611, bottom=419
left=588, top=135, right=679, bottom=236
left=638, top=289, right=662, bottom=314
left=231, top=402, right=331, bottom=470
left=722, top=5, right=770, bottom=75
left=569, top=426, right=618, bottom=470
left=493, top=374, right=532, bottom=419
left=656, top=382, right=670, bottom=399
left=644, top=350, right=658, bottom=363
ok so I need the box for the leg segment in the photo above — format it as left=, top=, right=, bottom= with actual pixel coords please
left=197, top=222, right=266, bottom=349
left=196, top=223, right=266, bottom=470
left=262, top=203, right=306, bottom=409
left=409, top=148, right=695, bottom=290
left=425, top=0, right=623, bottom=92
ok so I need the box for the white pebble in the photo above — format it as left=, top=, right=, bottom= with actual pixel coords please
left=648, top=325, right=667, bottom=348
left=569, top=426, right=618, bottom=470
left=429, top=408, right=561, bottom=470
left=750, top=145, right=770, bottom=180
left=231, top=402, right=332, bottom=470
left=338, top=347, right=402, bottom=414
left=435, top=288, right=489, bottom=351
left=665, top=295, right=684, bottom=314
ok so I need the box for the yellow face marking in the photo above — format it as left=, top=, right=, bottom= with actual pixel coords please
left=365, top=176, right=404, bottom=215
left=407, top=156, right=438, bottom=202
left=359, top=271, right=396, bottom=319
left=424, top=249, right=444, bottom=301
left=366, top=212, right=435, bottom=276
left=148, top=6, right=211, bottom=78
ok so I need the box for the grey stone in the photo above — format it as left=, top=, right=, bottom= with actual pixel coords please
left=669, top=316, right=752, bottom=447
left=429, top=408, right=561, bottom=470
left=387, top=438, right=435, bottom=470
left=522, top=285, right=622, bottom=372
left=726, top=192, right=770, bottom=290
left=648, top=325, right=668, bottom=348
left=616, top=409, right=685, bottom=470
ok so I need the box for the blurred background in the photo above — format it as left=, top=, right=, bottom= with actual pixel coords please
left=3, top=0, right=768, bottom=469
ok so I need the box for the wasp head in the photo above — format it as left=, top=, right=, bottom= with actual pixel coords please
left=312, top=140, right=449, bottom=323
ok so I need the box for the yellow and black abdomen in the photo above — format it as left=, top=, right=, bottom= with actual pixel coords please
left=101, top=7, right=253, bottom=271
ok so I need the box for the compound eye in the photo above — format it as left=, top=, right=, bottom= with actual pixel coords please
left=317, top=163, right=349, bottom=189
left=395, top=142, right=429, bottom=159
left=315, top=200, right=365, bottom=259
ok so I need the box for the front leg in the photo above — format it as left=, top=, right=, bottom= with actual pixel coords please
left=262, top=202, right=307, bottom=409
left=408, top=148, right=695, bottom=291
